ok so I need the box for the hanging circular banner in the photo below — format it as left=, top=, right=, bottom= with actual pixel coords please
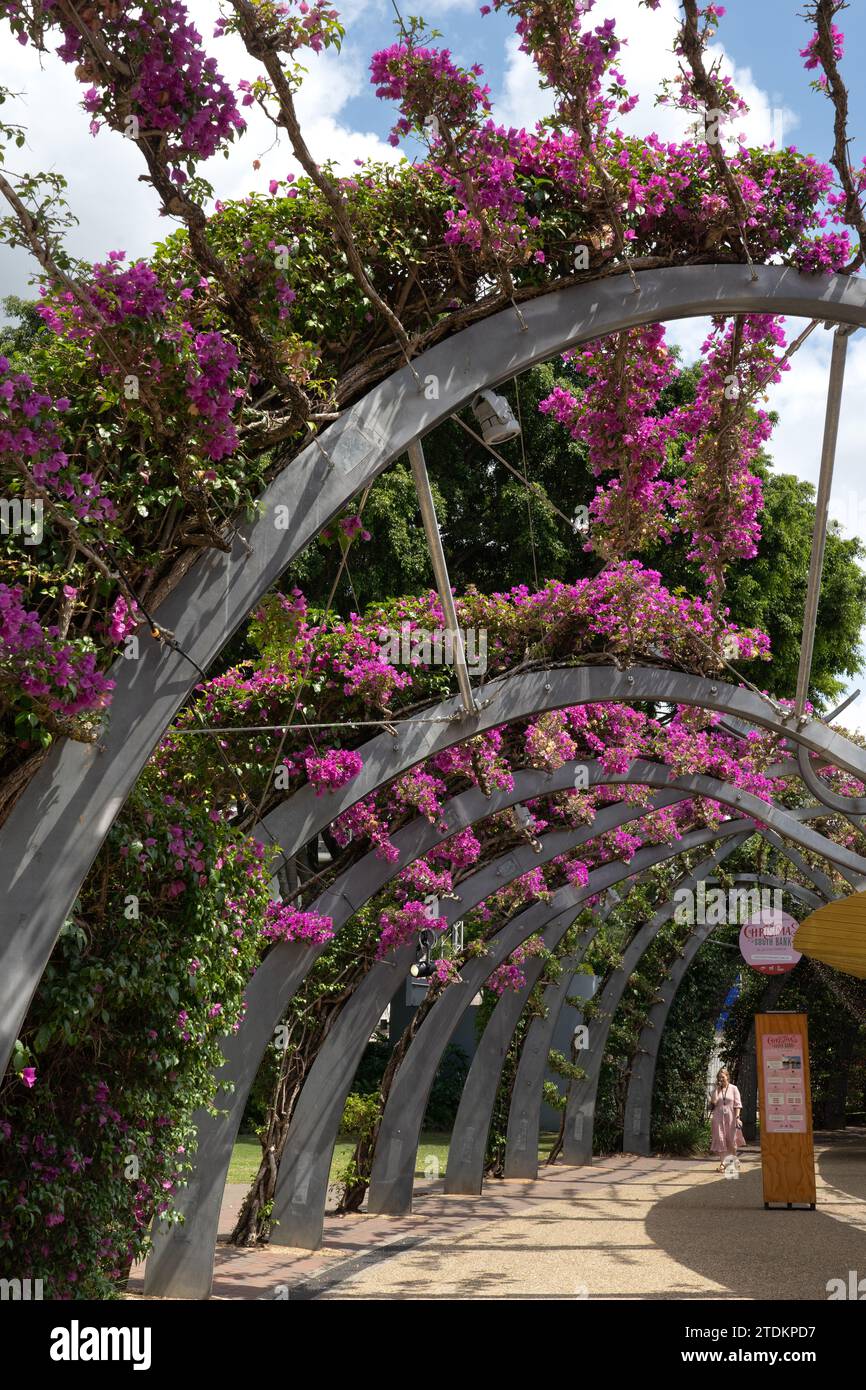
left=739, top=908, right=801, bottom=975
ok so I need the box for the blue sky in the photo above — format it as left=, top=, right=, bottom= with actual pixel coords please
left=334, top=0, right=865, bottom=166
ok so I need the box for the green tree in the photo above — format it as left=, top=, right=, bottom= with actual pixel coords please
left=281, top=360, right=866, bottom=709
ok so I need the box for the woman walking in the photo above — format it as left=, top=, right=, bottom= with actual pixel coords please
left=710, top=1067, right=745, bottom=1172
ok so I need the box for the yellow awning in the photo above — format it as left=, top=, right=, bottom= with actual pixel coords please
left=793, top=892, right=866, bottom=979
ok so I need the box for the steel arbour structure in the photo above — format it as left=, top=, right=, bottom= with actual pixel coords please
left=145, top=819, right=745, bottom=1294
left=3, top=265, right=866, bottom=1299
left=258, top=806, right=849, bottom=1241
left=364, top=847, right=834, bottom=1217
left=442, top=843, right=748, bottom=1195
left=540, top=872, right=825, bottom=1175
left=4, top=266, right=866, bottom=1076
left=620, top=881, right=823, bottom=1157
left=145, top=746, right=861, bottom=1295
left=447, top=869, right=823, bottom=1192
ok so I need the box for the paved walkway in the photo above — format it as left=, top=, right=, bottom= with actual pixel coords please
left=131, top=1131, right=866, bottom=1300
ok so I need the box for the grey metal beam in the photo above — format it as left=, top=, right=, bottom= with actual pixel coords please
left=436, top=917, right=592, bottom=1197
left=144, top=782, right=694, bottom=1293
left=795, top=326, right=854, bottom=717
left=797, top=739, right=866, bottom=817
left=442, top=940, right=576, bottom=1195
left=559, top=837, right=751, bottom=1164
left=622, top=876, right=829, bottom=1156
left=407, top=439, right=477, bottom=715
left=699, top=873, right=823, bottom=912
left=365, top=823, right=751, bottom=1219
left=503, top=961, right=585, bottom=1181
left=145, top=756, right=851, bottom=1293
left=759, top=828, right=837, bottom=900
left=4, top=265, right=866, bottom=1075
left=445, top=843, right=744, bottom=1195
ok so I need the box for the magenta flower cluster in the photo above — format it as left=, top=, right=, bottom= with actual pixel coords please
left=261, top=902, right=335, bottom=944
left=485, top=935, right=546, bottom=996
left=56, top=2, right=246, bottom=180
left=376, top=899, right=448, bottom=958
left=0, top=583, right=115, bottom=723
left=301, top=746, right=364, bottom=796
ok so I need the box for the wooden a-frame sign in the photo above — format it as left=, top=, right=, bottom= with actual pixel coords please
left=755, top=1011, right=816, bottom=1209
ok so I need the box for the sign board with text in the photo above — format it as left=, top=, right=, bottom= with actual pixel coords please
left=755, top=1012, right=816, bottom=1209
left=739, top=909, right=801, bottom=975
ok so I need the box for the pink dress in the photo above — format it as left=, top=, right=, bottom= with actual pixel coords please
left=710, top=1084, right=745, bottom=1155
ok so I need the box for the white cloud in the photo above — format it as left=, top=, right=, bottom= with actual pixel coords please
left=494, top=0, right=797, bottom=149
left=495, top=34, right=554, bottom=131
left=0, top=10, right=397, bottom=303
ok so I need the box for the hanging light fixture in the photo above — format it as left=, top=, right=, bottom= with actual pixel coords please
left=471, top=389, right=521, bottom=444
left=410, top=928, right=436, bottom=979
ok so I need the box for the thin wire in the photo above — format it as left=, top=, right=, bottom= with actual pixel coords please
left=248, top=484, right=374, bottom=830
left=169, top=715, right=458, bottom=735
left=451, top=414, right=578, bottom=531
left=513, top=376, right=549, bottom=672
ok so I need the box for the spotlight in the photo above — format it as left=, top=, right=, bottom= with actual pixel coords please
left=410, top=928, right=436, bottom=980
left=471, top=389, right=521, bottom=445
left=410, top=958, right=436, bottom=980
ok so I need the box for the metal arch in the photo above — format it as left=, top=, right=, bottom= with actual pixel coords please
left=622, top=874, right=828, bottom=1157
left=145, top=744, right=855, bottom=1293
left=252, top=668, right=866, bottom=881
left=797, top=742, right=866, bottom=816
left=522, top=861, right=829, bottom=1171
left=503, top=961, right=587, bottom=1180
left=445, top=838, right=747, bottom=1196
left=559, top=869, right=826, bottom=1165
left=3, top=264, right=866, bottom=1072
left=436, top=909, right=591, bottom=1192
left=505, top=869, right=825, bottom=1181
left=145, top=786, right=698, bottom=1294
left=759, top=827, right=838, bottom=900
left=364, top=822, right=754, bottom=1219
left=145, top=757, right=849, bottom=1293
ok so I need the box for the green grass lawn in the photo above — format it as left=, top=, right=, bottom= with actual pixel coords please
left=229, top=1131, right=561, bottom=1186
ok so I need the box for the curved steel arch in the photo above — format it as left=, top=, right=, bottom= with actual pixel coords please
left=145, top=750, right=851, bottom=1292
left=252, top=667, right=866, bottom=876
left=559, top=869, right=826, bottom=1164
left=502, top=871, right=824, bottom=1182
left=622, top=876, right=827, bottom=1156
left=365, top=822, right=755, bottom=1219
left=445, top=838, right=748, bottom=1196
left=760, top=827, right=838, bottom=901
left=145, top=785, right=698, bottom=1295
left=145, top=731, right=858, bottom=1294
left=797, top=743, right=866, bottom=816
left=4, top=264, right=866, bottom=1073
